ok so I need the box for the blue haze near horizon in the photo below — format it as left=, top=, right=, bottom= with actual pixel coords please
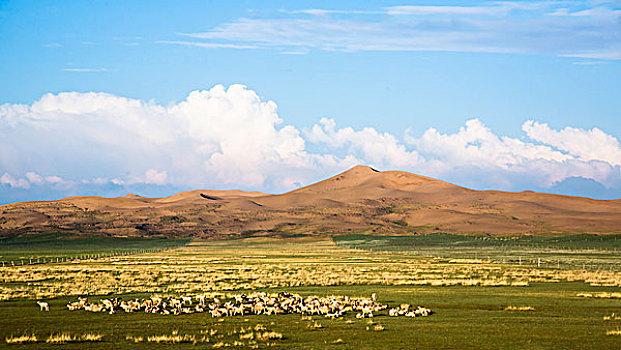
left=0, top=0, right=620, bottom=203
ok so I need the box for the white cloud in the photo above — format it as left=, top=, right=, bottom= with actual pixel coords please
left=62, top=68, right=109, bottom=72
left=156, top=40, right=259, bottom=49
left=45, top=175, right=64, bottom=184
left=522, top=121, right=621, bottom=166
left=1, top=173, right=30, bottom=189
left=1, top=85, right=620, bottom=201
left=177, top=18, right=519, bottom=54
left=0, top=85, right=346, bottom=195
left=384, top=5, right=509, bottom=16
left=25, top=172, right=44, bottom=185
left=168, top=2, right=621, bottom=59
left=306, top=118, right=421, bottom=169
left=407, top=119, right=571, bottom=170
left=1, top=171, right=70, bottom=191
left=403, top=119, right=621, bottom=188
left=548, top=6, right=621, bottom=18
left=143, top=169, right=168, bottom=185
left=281, top=9, right=366, bottom=16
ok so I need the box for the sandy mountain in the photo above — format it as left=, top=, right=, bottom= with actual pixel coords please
left=1, top=166, right=620, bottom=238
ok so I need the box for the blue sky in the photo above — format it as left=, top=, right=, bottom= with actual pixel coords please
left=0, top=0, right=620, bottom=203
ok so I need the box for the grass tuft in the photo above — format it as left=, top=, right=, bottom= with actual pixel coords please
left=577, top=292, right=621, bottom=299
left=5, top=334, right=37, bottom=344
left=603, top=313, right=621, bottom=321
left=606, top=329, right=621, bottom=336
left=81, top=333, right=103, bottom=342
left=46, top=333, right=76, bottom=344
left=126, top=335, right=143, bottom=343
left=505, top=305, right=535, bottom=311
left=307, top=321, right=323, bottom=329
left=146, top=331, right=196, bottom=344
left=256, top=331, right=283, bottom=341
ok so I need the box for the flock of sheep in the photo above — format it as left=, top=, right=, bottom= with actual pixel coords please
left=52, top=292, right=432, bottom=319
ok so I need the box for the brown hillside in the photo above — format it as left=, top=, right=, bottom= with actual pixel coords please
left=1, top=166, right=619, bottom=238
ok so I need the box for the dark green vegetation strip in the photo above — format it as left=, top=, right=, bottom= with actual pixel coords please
left=333, top=233, right=621, bottom=271
left=1, top=283, right=620, bottom=349
left=0, top=233, right=189, bottom=261
left=333, top=233, right=621, bottom=250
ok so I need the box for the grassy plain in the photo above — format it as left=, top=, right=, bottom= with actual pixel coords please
left=334, top=233, right=621, bottom=271
left=0, top=233, right=189, bottom=262
left=0, top=235, right=620, bottom=349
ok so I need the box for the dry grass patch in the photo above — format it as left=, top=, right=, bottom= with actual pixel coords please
left=373, top=324, right=385, bottom=331
left=2, top=239, right=620, bottom=301
left=577, top=292, right=621, bottom=299
left=126, top=335, right=143, bottom=343
left=505, top=305, right=535, bottom=311
left=5, top=334, right=37, bottom=344
left=6, top=332, right=102, bottom=344
left=603, top=313, right=621, bottom=321
left=46, top=333, right=77, bottom=344
left=307, top=321, right=323, bottom=329
left=606, top=329, right=621, bottom=336
left=81, top=333, right=103, bottom=342
left=255, top=331, right=283, bottom=341
left=146, top=330, right=196, bottom=344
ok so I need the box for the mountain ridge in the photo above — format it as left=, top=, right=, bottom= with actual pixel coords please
left=1, top=165, right=620, bottom=238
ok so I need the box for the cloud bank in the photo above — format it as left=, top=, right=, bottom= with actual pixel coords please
left=165, top=2, right=621, bottom=59
left=1, top=84, right=620, bottom=202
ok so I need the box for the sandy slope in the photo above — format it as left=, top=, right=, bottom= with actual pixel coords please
left=1, top=166, right=620, bottom=237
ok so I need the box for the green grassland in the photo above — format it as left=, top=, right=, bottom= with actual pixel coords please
left=335, top=233, right=621, bottom=271
left=334, top=232, right=621, bottom=250
left=0, top=233, right=189, bottom=262
left=1, top=283, right=620, bottom=349
left=0, top=235, right=620, bottom=349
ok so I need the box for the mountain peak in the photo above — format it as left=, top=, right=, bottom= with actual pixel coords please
left=344, top=165, right=380, bottom=174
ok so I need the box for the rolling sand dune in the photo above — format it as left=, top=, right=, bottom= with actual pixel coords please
left=1, top=165, right=619, bottom=238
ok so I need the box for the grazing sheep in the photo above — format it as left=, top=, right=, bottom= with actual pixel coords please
left=195, top=295, right=206, bottom=305
left=389, top=304, right=432, bottom=318
left=64, top=291, right=431, bottom=321
left=102, top=299, right=114, bottom=310
left=67, top=302, right=81, bottom=311
left=37, top=301, right=49, bottom=311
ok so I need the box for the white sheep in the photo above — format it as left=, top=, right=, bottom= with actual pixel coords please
left=36, top=301, right=49, bottom=311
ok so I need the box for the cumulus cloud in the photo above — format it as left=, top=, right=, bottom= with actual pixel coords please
left=404, top=119, right=621, bottom=189
left=0, top=85, right=349, bottom=200
left=1, top=84, right=620, bottom=202
left=1, top=173, right=30, bottom=189
left=522, top=121, right=621, bottom=166
left=407, top=119, right=570, bottom=169
left=306, top=118, right=421, bottom=169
